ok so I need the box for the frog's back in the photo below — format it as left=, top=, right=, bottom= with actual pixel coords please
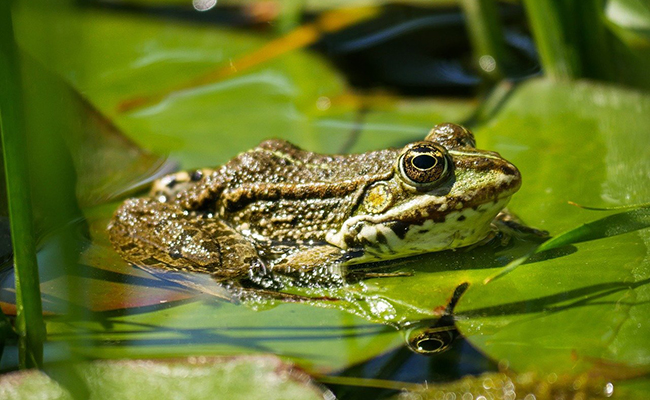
left=212, top=139, right=397, bottom=243
left=225, top=139, right=396, bottom=185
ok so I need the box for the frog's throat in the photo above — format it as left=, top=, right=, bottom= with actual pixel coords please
left=325, top=196, right=512, bottom=257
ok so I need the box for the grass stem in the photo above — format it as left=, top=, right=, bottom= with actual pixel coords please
left=522, top=0, right=580, bottom=80
left=460, top=0, right=509, bottom=81
left=0, top=1, right=46, bottom=369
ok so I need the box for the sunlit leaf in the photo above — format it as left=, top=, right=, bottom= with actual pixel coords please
left=387, top=369, right=648, bottom=400
left=14, top=7, right=475, bottom=169
left=487, top=204, right=650, bottom=283
left=606, top=0, right=650, bottom=46
left=0, top=356, right=333, bottom=400
left=456, top=78, right=650, bottom=376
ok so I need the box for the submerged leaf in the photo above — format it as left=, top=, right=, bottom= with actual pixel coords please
left=389, top=370, right=645, bottom=400
left=0, top=356, right=333, bottom=400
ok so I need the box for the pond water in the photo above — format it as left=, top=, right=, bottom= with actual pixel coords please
left=4, top=1, right=650, bottom=398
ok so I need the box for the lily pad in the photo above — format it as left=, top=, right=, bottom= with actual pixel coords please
left=389, top=369, right=647, bottom=400
left=0, top=356, right=333, bottom=400
left=455, top=78, right=650, bottom=375
left=13, top=7, right=474, bottom=169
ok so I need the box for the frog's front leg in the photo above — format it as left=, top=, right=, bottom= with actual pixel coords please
left=494, top=208, right=549, bottom=240
left=108, top=197, right=262, bottom=281
left=272, top=245, right=409, bottom=286
left=269, top=245, right=351, bottom=287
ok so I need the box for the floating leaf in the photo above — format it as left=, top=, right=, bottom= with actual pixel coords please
left=487, top=204, right=650, bottom=283
left=456, top=78, right=650, bottom=377
left=387, top=370, right=647, bottom=400
left=0, top=356, right=333, bottom=400
left=14, top=7, right=475, bottom=169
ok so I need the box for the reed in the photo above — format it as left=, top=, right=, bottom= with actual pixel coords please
left=0, top=1, right=45, bottom=369
left=460, top=0, right=509, bottom=81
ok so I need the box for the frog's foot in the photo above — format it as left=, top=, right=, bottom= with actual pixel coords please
left=463, top=229, right=502, bottom=251
left=269, top=244, right=351, bottom=287
left=108, top=198, right=261, bottom=281
left=493, top=208, right=549, bottom=241
left=272, top=245, right=413, bottom=285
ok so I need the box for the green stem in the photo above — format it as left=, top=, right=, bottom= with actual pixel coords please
left=460, top=0, right=509, bottom=81
left=0, top=2, right=45, bottom=369
left=569, top=0, right=615, bottom=81
left=522, top=0, right=581, bottom=80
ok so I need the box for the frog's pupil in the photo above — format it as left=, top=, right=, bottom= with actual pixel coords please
left=413, top=154, right=436, bottom=170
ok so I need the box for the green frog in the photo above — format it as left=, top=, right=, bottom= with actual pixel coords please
left=108, top=123, right=523, bottom=295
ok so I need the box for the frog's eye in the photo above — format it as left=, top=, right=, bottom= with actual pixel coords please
left=398, top=142, right=451, bottom=189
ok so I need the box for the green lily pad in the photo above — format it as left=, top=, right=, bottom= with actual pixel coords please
left=13, top=7, right=474, bottom=169
left=455, top=78, right=650, bottom=375
left=0, top=356, right=332, bottom=400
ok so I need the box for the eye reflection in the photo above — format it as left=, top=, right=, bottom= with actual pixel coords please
left=398, top=141, right=450, bottom=188
left=412, top=154, right=438, bottom=170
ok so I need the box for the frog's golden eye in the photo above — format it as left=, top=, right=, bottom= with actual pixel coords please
left=398, top=142, right=450, bottom=189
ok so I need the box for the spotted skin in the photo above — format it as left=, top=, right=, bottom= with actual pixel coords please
left=109, top=123, right=526, bottom=296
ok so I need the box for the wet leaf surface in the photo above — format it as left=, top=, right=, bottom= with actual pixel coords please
left=14, top=7, right=475, bottom=169
left=0, top=356, right=333, bottom=400
left=457, top=79, right=650, bottom=375
left=388, top=369, right=649, bottom=400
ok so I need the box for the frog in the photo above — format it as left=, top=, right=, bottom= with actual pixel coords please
left=108, top=123, right=524, bottom=298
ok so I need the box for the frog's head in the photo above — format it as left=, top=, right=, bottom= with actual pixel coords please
left=326, top=123, right=521, bottom=261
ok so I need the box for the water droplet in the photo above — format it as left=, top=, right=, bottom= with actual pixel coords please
left=479, top=55, right=496, bottom=72
left=316, top=96, right=331, bottom=111
left=193, top=0, right=216, bottom=11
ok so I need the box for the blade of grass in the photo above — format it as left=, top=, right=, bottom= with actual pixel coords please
left=486, top=204, right=650, bottom=283
left=570, top=0, right=616, bottom=82
left=0, top=1, right=45, bottom=368
left=460, top=0, right=508, bottom=81
left=522, top=0, right=580, bottom=80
